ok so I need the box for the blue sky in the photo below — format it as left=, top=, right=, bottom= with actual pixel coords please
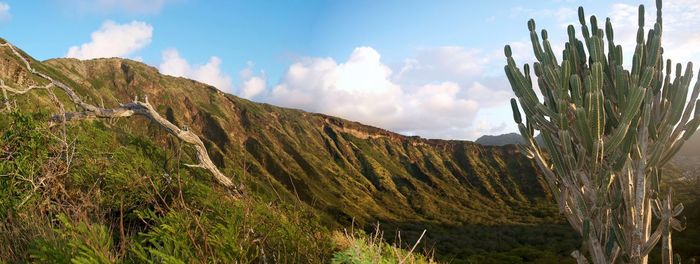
left=2, top=0, right=699, bottom=140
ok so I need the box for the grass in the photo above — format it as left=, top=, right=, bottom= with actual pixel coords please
left=0, top=110, right=444, bottom=263
left=331, top=224, right=437, bottom=264
left=0, top=111, right=335, bottom=263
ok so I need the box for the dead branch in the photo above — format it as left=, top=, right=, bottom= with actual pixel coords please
left=0, top=42, right=235, bottom=188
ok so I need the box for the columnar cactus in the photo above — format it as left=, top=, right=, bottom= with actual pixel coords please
left=505, top=0, right=699, bottom=263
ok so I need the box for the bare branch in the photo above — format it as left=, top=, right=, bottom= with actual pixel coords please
left=0, top=42, right=235, bottom=188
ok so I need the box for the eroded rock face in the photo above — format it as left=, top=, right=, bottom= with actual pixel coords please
left=3, top=41, right=552, bottom=228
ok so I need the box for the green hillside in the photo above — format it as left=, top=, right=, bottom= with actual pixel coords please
left=2, top=38, right=698, bottom=263
left=37, top=56, right=555, bottom=226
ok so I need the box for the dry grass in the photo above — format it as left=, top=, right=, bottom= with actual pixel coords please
left=331, top=224, right=437, bottom=264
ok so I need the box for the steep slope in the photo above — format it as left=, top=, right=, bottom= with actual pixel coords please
left=32, top=55, right=555, bottom=226
left=1, top=39, right=573, bottom=262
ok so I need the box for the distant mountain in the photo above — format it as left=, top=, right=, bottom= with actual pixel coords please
left=475, top=133, right=525, bottom=146
left=476, top=132, right=546, bottom=147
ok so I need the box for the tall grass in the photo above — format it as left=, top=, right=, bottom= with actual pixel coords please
left=331, top=224, right=437, bottom=264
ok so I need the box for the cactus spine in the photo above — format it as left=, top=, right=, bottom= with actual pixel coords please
left=505, top=0, right=699, bottom=263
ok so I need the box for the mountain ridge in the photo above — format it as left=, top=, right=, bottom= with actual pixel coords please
left=0, top=39, right=587, bottom=262
left=4, top=37, right=700, bottom=262
left=475, top=133, right=525, bottom=146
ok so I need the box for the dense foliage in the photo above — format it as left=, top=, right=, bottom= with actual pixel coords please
left=0, top=111, right=334, bottom=263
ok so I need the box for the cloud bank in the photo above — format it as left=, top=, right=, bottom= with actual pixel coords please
left=262, top=46, right=510, bottom=139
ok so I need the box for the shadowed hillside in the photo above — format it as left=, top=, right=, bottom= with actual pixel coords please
left=36, top=57, right=555, bottom=226
left=0, top=38, right=696, bottom=263
left=0, top=38, right=581, bottom=262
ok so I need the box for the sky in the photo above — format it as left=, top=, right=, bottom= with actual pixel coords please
left=1, top=0, right=700, bottom=140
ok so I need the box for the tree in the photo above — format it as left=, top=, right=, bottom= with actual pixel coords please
left=504, top=0, right=699, bottom=263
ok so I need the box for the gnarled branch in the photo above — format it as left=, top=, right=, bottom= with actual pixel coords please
left=1, top=42, right=235, bottom=188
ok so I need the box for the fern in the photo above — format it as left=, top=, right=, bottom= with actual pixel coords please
left=30, top=214, right=114, bottom=264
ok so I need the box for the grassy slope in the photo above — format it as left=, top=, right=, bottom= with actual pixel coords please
left=5, top=38, right=698, bottom=262
left=40, top=56, right=577, bottom=260
left=0, top=39, right=576, bottom=262
left=38, top=56, right=557, bottom=226
left=0, top=111, right=335, bottom=263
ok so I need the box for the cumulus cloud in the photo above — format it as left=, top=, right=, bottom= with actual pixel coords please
left=236, top=62, right=267, bottom=99
left=266, top=47, right=499, bottom=139
left=239, top=77, right=266, bottom=99
left=466, top=81, right=512, bottom=108
left=394, top=46, right=516, bottom=138
left=158, top=48, right=233, bottom=93
left=66, top=20, right=152, bottom=60
left=608, top=0, right=700, bottom=66
left=59, top=0, right=170, bottom=15
left=395, top=46, right=487, bottom=87
left=270, top=47, right=401, bottom=125
left=0, top=2, right=10, bottom=22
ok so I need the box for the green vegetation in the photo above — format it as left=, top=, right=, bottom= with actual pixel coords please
left=0, top=111, right=334, bottom=263
left=331, top=228, right=436, bottom=264
left=1, top=37, right=698, bottom=263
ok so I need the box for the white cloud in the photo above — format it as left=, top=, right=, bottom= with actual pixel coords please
left=66, top=20, right=152, bottom=60
left=465, top=107, right=520, bottom=139
left=270, top=47, right=401, bottom=125
left=645, top=0, right=700, bottom=65
left=59, top=0, right=170, bottom=15
left=515, top=1, right=700, bottom=70
left=159, top=48, right=189, bottom=76
left=484, top=0, right=700, bottom=139
left=158, top=48, right=233, bottom=93
left=466, top=81, right=512, bottom=107
left=608, top=0, right=700, bottom=69
left=392, top=46, right=515, bottom=138
left=236, top=62, right=268, bottom=99
left=0, top=2, right=10, bottom=22
left=240, top=77, right=266, bottom=99
left=193, top=57, right=231, bottom=90
left=266, top=47, right=502, bottom=140
left=395, top=46, right=487, bottom=87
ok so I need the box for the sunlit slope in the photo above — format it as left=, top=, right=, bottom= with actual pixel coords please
left=1, top=38, right=554, bottom=227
